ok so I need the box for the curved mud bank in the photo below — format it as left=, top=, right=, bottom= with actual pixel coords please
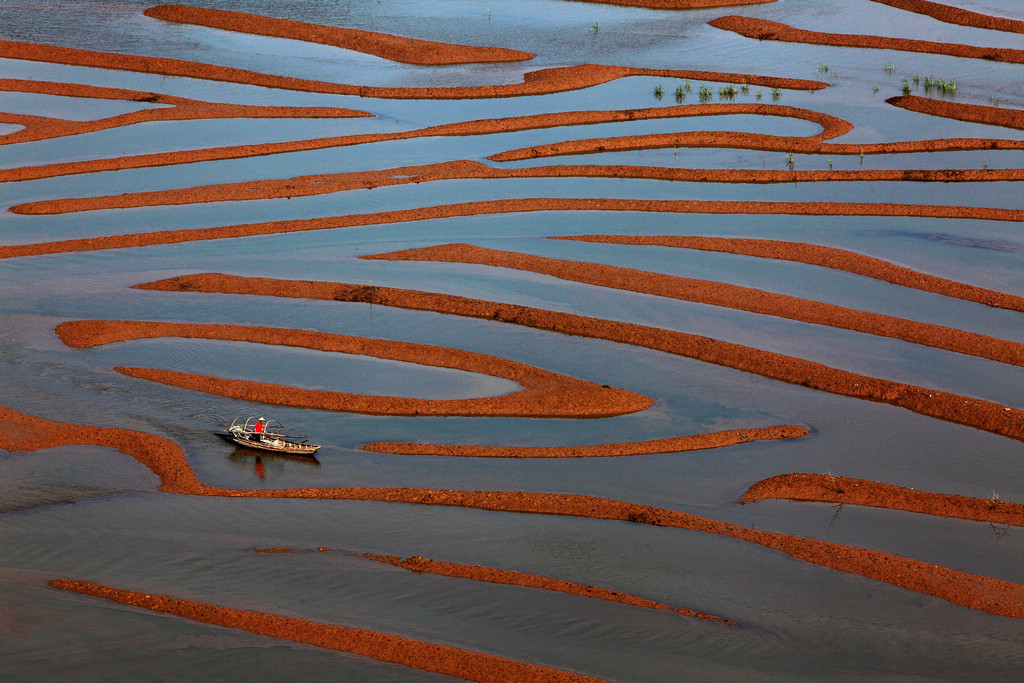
left=0, top=102, right=848, bottom=182
left=2, top=405, right=1020, bottom=619
left=0, top=39, right=823, bottom=101
left=144, top=5, right=536, bottom=65
left=558, top=235, right=1024, bottom=312
left=742, top=473, right=1024, bottom=526
left=135, top=273, right=1024, bottom=443
left=0, top=78, right=368, bottom=146
left=869, top=0, right=1024, bottom=33
left=56, top=320, right=651, bottom=418
left=362, top=425, right=808, bottom=457
left=362, top=553, right=736, bottom=623
left=3, top=198, right=1021, bottom=260
left=364, top=243, right=1024, bottom=367
left=14, top=159, right=1024, bottom=215
left=709, top=15, right=1024, bottom=64
left=50, top=579, right=599, bottom=682
left=887, top=95, right=1024, bottom=131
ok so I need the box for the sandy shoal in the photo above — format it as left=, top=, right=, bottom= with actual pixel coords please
left=557, top=235, right=1024, bottom=313
left=14, top=159, right=1024, bottom=216
left=134, top=273, right=1024, bottom=444
left=709, top=15, right=1024, bottom=63
left=50, top=579, right=599, bottom=682
left=364, top=243, right=1024, bottom=367
left=3, top=198, right=1022, bottom=260
left=869, top=0, right=1024, bottom=33
left=363, top=425, right=807, bottom=457
left=55, top=320, right=650, bottom=418
left=144, top=4, right=535, bottom=65
left=742, top=473, right=1024, bottom=526
left=2, top=405, right=1021, bottom=618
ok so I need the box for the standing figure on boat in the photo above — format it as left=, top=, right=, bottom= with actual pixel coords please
left=252, top=417, right=265, bottom=441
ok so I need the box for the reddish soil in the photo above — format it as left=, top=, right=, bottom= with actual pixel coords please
left=869, top=0, right=1024, bottom=33
left=362, top=425, right=807, bottom=457
left=55, top=320, right=651, bottom=418
left=134, top=272, right=1024, bottom=443
left=3, top=198, right=1020, bottom=260
left=708, top=15, right=1024, bottom=63
left=144, top=5, right=536, bottom=65
left=14, top=159, right=1024, bottom=215
left=742, top=473, right=1024, bottom=526
left=2, top=405, right=1020, bottom=619
left=0, top=102, right=846, bottom=182
left=0, top=39, right=823, bottom=101
left=0, top=78, right=368, bottom=146
left=49, top=579, right=599, bottom=682
left=362, top=553, right=736, bottom=623
left=364, top=243, right=1024, bottom=367
left=557, top=235, right=1024, bottom=313
left=887, top=95, right=1024, bottom=131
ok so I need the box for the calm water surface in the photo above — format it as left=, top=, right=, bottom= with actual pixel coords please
left=2, top=1, right=1023, bottom=681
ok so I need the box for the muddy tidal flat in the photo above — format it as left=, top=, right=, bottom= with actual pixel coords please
left=2, top=1, right=1023, bottom=680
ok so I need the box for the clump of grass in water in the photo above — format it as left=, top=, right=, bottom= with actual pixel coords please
left=771, top=87, right=781, bottom=101
left=902, top=79, right=912, bottom=95
left=593, top=21, right=599, bottom=33
left=816, top=64, right=829, bottom=75
left=719, top=85, right=738, bottom=100
left=699, top=85, right=713, bottom=103
left=740, top=82, right=749, bottom=95
left=923, top=76, right=956, bottom=93
left=653, top=84, right=663, bottom=100
left=755, top=89, right=762, bottom=100
left=786, top=152, right=795, bottom=170
left=884, top=61, right=895, bottom=74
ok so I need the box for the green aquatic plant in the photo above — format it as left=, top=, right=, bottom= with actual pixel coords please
left=719, top=85, right=738, bottom=100
left=699, top=85, right=713, bottom=102
left=755, top=89, right=762, bottom=100
left=653, top=84, right=663, bottom=100
left=884, top=61, right=895, bottom=74
left=771, top=87, right=781, bottom=101
left=872, top=85, right=879, bottom=94
left=674, top=85, right=685, bottom=102
left=593, top=21, right=599, bottom=33
left=902, top=80, right=912, bottom=95
left=786, top=152, right=795, bottom=170
left=740, top=82, right=749, bottom=95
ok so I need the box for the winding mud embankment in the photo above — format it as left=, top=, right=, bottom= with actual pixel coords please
left=135, top=273, right=1024, bottom=443
left=0, top=102, right=846, bottom=183
left=559, top=235, right=1024, bottom=312
left=869, top=0, right=1024, bottom=33
left=55, top=320, right=650, bottom=418
left=887, top=95, right=1024, bottom=131
left=362, top=553, right=735, bottom=623
left=14, top=159, right=1024, bottom=216
left=742, top=473, right=1024, bottom=527
left=362, top=425, right=807, bottom=457
left=0, top=39, right=823, bottom=101
left=709, top=15, right=1024, bottom=63
left=144, top=4, right=535, bottom=65
left=50, top=579, right=598, bottom=682
left=364, top=243, right=1024, bottom=367
left=3, top=198, right=1022, bottom=260
left=0, top=78, right=368, bottom=146
left=4, top=405, right=1023, bottom=618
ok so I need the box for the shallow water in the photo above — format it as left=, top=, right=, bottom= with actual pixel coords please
left=2, top=0, right=1024, bottom=680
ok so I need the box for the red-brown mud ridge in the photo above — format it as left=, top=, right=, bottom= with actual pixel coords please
left=144, top=4, right=536, bottom=65
left=0, top=39, right=823, bottom=101
left=557, top=235, right=1024, bottom=313
left=869, top=0, right=1024, bottom=33
left=55, top=320, right=651, bottom=418
left=742, top=473, right=1024, bottom=527
left=364, top=243, right=1024, bottom=367
left=2, top=198, right=1022, bottom=260
left=887, top=95, right=1024, bottom=131
left=362, top=425, right=807, bottom=457
left=0, top=79, right=368, bottom=146
left=2, top=405, right=1021, bottom=619
left=50, top=579, right=600, bottom=682
left=134, top=273, right=1024, bottom=443
left=709, top=15, right=1024, bottom=63
left=361, top=553, right=737, bottom=623
left=14, top=160, right=1024, bottom=215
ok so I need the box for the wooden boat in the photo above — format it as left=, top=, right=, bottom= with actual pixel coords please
left=216, top=417, right=320, bottom=456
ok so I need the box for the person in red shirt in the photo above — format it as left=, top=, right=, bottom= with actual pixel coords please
left=252, top=417, right=265, bottom=441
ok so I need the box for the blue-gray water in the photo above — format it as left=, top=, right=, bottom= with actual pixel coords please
left=1, top=1, right=1023, bottom=680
